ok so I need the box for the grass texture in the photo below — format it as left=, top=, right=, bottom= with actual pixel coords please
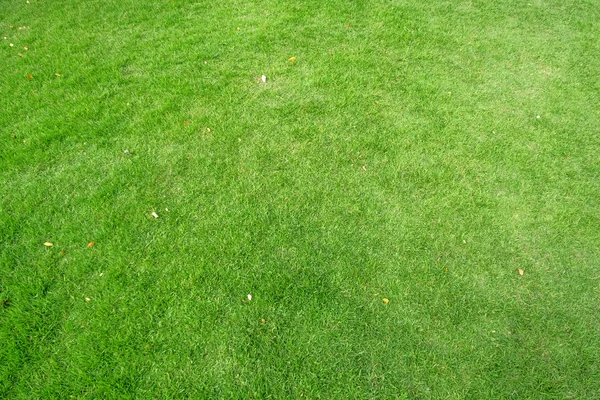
left=1, top=0, right=600, bottom=398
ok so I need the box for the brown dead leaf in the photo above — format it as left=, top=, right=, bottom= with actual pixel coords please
left=59, top=251, right=66, bottom=256
left=27, top=74, right=33, bottom=80
left=43, top=242, right=53, bottom=247
left=382, top=298, right=389, bottom=304
left=87, top=241, right=94, bottom=248
left=518, top=269, right=524, bottom=276
left=184, top=121, right=189, bottom=125
left=2, top=298, right=10, bottom=308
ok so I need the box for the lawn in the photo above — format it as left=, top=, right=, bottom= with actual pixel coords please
left=1, top=0, right=600, bottom=398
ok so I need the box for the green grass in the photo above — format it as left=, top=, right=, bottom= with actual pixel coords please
left=2, top=0, right=600, bottom=397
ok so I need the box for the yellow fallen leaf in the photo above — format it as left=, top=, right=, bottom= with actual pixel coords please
left=382, top=298, right=389, bottom=304
left=85, top=297, right=91, bottom=301
left=518, top=269, right=524, bottom=276
left=288, top=57, right=296, bottom=62
left=24, top=46, right=28, bottom=51
left=87, top=241, right=94, bottom=248
left=260, top=318, right=265, bottom=323
left=55, top=73, right=61, bottom=77
left=27, top=74, right=32, bottom=80
left=43, top=242, right=53, bottom=247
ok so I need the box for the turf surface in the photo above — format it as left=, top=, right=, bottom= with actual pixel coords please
left=2, top=0, right=600, bottom=397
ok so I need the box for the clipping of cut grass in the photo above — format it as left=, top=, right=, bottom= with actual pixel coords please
left=1, top=0, right=600, bottom=398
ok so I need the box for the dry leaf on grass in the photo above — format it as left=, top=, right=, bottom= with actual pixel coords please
left=382, top=298, right=389, bottom=304
left=87, top=241, right=94, bottom=248
left=27, top=74, right=32, bottom=80
left=518, top=269, right=524, bottom=276
left=288, top=57, right=296, bottom=62
left=43, top=242, right=53, bottom=247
